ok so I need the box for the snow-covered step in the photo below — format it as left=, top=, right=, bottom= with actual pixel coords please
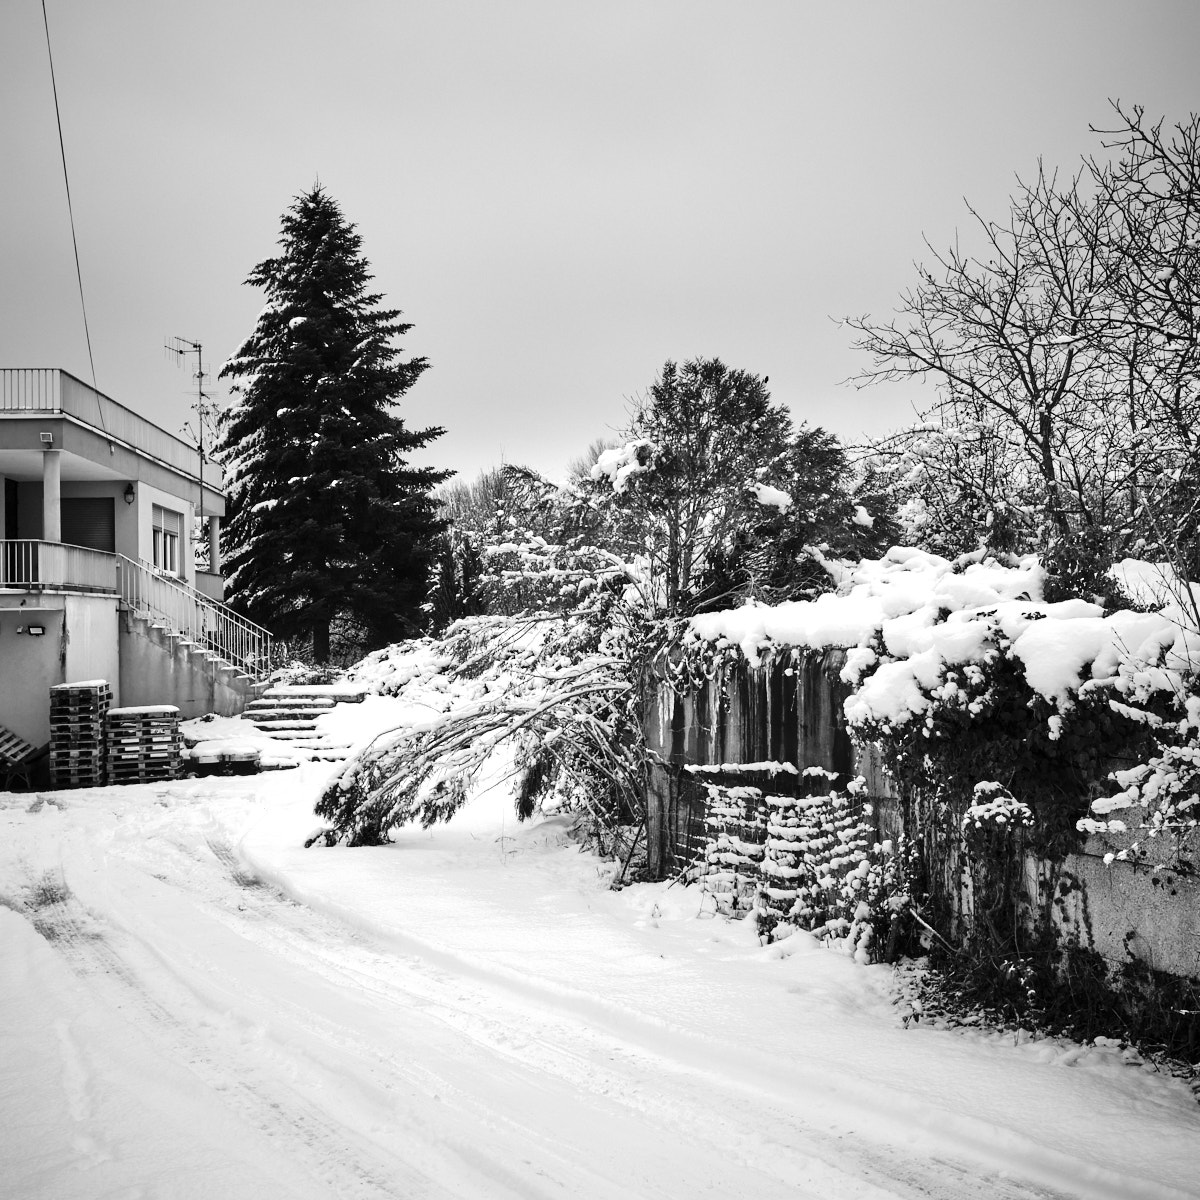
left=247, top=715, right=328, bottom=727
left=230, top=681, right=367, bottom=766
left=260, top=685, right=366, bottom=704
left=243, top=705, right=336, bottom=715
left=244, top=714, right=330, bottom=726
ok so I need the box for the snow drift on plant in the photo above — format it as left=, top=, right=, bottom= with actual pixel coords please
left=685, top=547, right=1200, bottom=725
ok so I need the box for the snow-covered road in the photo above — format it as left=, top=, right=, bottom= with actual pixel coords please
left=3, top=765, right=1198, bottom=1200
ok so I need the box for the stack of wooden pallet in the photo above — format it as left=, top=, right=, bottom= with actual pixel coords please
left=105, top=705, right=184, bottom=785
left=49, top=680, right=111, bottom=789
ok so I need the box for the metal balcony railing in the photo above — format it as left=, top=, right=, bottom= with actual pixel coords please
left=0, top=539, right=118, bottom=592
left=0, top=540, right=272, bottom=682
left=116, top=555, right=273, bottom=681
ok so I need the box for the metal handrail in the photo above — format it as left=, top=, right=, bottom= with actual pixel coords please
left=116, top=555, right=273, bottom=682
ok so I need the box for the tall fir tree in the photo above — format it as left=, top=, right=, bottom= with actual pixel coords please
left=217, top=186, right=448, bottom=662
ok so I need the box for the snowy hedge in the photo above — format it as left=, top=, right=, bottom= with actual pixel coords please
left=683, top=548, right=1200, bottom=867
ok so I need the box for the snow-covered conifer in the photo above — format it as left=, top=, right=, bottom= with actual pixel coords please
left=217, top=186, right=447, bottom=661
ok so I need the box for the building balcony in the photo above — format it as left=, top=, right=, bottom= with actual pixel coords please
left=1, top=368, right=226, bottom=588
left=0, top=368, right=224, bottom=497
left=0, top=539, right=118, bottom=593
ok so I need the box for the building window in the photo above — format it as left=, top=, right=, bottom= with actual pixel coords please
left=152, top=504, right=182, bottom=574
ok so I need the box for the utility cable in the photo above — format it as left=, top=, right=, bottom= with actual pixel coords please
left=41, top=0, right=109, bottom=437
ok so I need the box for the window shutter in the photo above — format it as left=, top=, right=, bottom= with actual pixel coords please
left=61, top=498, right=116, bottom=552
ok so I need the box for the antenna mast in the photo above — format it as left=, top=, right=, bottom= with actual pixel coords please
left=165, top=336, right=216, bottom=562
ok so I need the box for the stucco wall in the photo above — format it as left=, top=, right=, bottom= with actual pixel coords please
left=0, top=600, right=66, bottom=745
left=119, top=613, right=250, bottom=718
left=133, top=480, right=196, bottom=587
left=0, top=593, right=124, bottom=746
left=63, top=594, right=121, bottom=703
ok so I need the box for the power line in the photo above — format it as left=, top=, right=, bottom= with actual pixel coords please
left=41, top=0, right=108, bottom=437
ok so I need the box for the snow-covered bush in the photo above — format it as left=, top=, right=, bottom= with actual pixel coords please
left=962, top=781, right=1034, bottom=836
left=696, top=781, right=767, bottom=917
left=687, top=767, right=914, bottom=963
left=315, top=476, right=658, bottom=847
left=315, top=596, right=648, bottom=847
left=1079, top=693, right=1200, bottom=870
left=757, top=772, right=873, bottom=940
left=835, top=835, right=919, bottom=966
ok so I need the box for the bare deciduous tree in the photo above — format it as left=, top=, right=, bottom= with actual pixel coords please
left=849, top=105, right=1200, bottom=589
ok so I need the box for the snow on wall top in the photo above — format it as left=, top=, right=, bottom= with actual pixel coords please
left=685, top=548, right=1200, bottom=719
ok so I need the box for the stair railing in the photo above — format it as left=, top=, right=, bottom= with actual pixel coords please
left=116, top=555, right=273, bottom=681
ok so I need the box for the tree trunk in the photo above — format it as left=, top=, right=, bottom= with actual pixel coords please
left=1037, top=410, right=1072, bottom=546
left=313, top=619, right=331, bottom=665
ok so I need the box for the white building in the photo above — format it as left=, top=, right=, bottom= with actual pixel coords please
left=0, top=368, right=270, bottom=747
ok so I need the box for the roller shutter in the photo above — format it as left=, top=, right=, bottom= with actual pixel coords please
left=61, top=498, right=116, bottom=552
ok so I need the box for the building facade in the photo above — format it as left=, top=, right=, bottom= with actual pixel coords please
left=0, top=369, right=269, bottom=747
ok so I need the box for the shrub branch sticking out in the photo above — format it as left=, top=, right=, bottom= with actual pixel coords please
left=314, top=493, right=659, bottom=846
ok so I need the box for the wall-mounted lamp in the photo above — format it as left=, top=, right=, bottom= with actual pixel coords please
left=123, top=483, right=135, bottom=505
left=27, top=625, right=45, bottom=636
left=40, top=432, right=53, bottom=446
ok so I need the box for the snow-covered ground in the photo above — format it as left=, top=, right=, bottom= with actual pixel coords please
left=3, top=746, right=1199, bottom=1199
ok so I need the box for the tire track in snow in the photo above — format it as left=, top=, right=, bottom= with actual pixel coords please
left=4, top=851, right=479, bottom=1198
left=201, top=836, right=1091, bottom=1200
left=225, top=836, right=1142, bottom=1200
left=100, top=831, right=915, bottom=1199
left=8, top=794, right=1186, bottom=1200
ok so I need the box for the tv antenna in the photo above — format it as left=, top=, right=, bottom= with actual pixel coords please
left=164, top=336, right=218, bottom=524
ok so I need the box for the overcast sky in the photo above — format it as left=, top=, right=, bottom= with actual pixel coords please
left=3, top=1, right=1198, bottom=484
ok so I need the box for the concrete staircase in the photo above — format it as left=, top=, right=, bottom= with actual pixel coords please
left=240, top=685, right=367, bottom=762
left=119, top=611, right=268, bottom=719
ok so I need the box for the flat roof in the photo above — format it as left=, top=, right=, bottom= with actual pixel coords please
left=0, top=368, right=224, bottom=497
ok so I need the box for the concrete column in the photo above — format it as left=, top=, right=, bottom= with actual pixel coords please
left=208, top=515, right=221, bottom=573
left=42, top=450, right=61, bottom=543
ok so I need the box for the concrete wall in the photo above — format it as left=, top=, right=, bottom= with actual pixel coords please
left=0, top=592, right=122, bottom=745
left=0, top=599, right=67, bottom=745
left=0, top=588, right=250, bottom=752
left=1047, top=849, right=1200, bottom=981
left=118, top=612, right=251, bottom=719
left=62, top=593, right=121, bottom=702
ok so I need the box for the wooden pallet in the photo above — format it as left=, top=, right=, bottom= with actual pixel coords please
left=106, top=763, right=183, bottom=782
